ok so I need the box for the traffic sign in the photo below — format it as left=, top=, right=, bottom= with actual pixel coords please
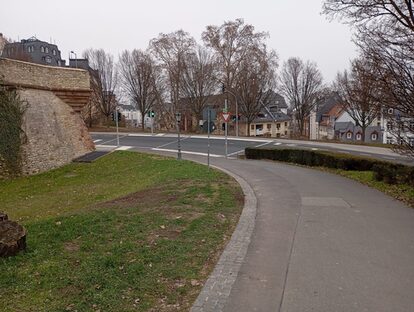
left=222, top=112, right=231, bottom=122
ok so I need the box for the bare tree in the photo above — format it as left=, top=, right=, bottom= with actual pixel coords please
left=202, top=19, right=269, bottom=109
left=118, top=50, right=161, bottom=130
left=279, top=57, right=323, bottom=137
left=323, top=0, right=414, bottom=153
left=83, top=49, right=118, bottom=124
left=150, top=30, right=195, bottom=129
left=180, top=46, right=218, bottom=131
left=334, top=58, right=380, bottom=142
left=235, top=47, right=278, bottom=135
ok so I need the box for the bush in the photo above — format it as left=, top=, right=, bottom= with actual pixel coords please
left=245, top=147, right=413, bottom=186
left=0, top=85, right=27, bottom=177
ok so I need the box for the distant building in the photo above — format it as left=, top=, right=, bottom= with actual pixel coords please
left=247, top=91, right=292, bottom=138
left=310, top=93, right=344, bottom=140
left=3, top=36, right=65, bottom=67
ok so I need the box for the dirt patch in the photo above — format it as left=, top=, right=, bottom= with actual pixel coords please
left=64, top=241, right=80, bottom=252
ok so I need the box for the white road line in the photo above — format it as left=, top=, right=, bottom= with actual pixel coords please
left=189, top=135, right=272, bottom=143
left=128, top=133, right=157, bottom=137
left=116, top=146, right=133, bottom=151
left=311, top=148, right=319, bottom=151
left=287, top=143, right=297, bottom=147
left=254, top=141, right=274, bottom=148
left=383, top=156, right=396, bottom=160
left=227, top=149, right=245, bottom=157
left=156, top=133, right=164, bottom=137
left=93, top=139, right=103, bottom=143
left=152, top=148, right=223, bottom=158
left=274, top=142, right=282, bottom=146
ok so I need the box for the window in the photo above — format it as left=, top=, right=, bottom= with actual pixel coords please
left=52, top=49, right=56, bottom=55
left=45, top=56, right=52, bottom=64
left=285, top=122, right=288, bottom=127
left=386, top=137, right=393, bottom=144
left=388, top=108, right=394, bottom=114
left=356, top=133, right=362, bottom=141
left=346, top=132, right=352, bottom=139
left=251, top=125, right=254, bottom=130
left=40, top=46, right=45, bottom=53
left=45, top=47, right=49, bottom=53
left=284, top=130, right=288, bottom=135
left=27, top=46, right=34, bottom=53
left=267, top=124, right=271, bottom=130
left=276, top=123, right=280, bottom=130
left=371, top=133, right=378, bottom=141
left=409, top=121, right=414, bottom=132
left=387, top=122, right=393, bottom=130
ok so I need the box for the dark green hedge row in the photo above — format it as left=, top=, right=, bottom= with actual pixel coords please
left=245, top=147, right=414, bottom=186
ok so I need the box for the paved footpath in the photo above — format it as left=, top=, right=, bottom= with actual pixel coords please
left=186, top=156, right=414, bottom=312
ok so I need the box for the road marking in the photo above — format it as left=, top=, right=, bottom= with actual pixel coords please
left=311, top=148, right=319, bottom=151
left=116, top=146, right=133, bottom=151
left=156, top=136, right=190, bottom=148
left=156, top=133, right=165, bottom=137
left=152, top=148, right=223, bottom=158
left=93, top=139, right=102, bottom=143
left=99, top=135, right=128, bottom=145
left=274, top=142, right=282, bottom=146
left=383, top=156, right=396, bottom=160
left=189, top=135, right=272, bottom=143
left=228, top=149, right=245, bottom=157
left=287, top=143, right=297, bottom=147
left=359, top=153, right=371, bottom=157
left=255, top=141, right=274, bottom=148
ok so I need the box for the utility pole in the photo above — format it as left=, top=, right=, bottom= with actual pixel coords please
left=224, top=99, right=228, bottom=159
left=176, top=112, right=182, bottom=160
left=207, top=108, right=211, bottom=169
left=115, top=109, right=120, bottom=147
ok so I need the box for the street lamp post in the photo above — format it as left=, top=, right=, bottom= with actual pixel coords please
left=176, top=112, right=182, bottom=160
left=70, top=51, right=78, bottom=68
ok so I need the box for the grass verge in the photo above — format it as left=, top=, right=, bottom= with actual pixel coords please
left=0, top=151, right=243, bottom=312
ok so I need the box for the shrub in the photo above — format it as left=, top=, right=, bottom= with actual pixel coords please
left=0, top=85, right=27, bottom=177
left=245, top=147, right=413, bottom=186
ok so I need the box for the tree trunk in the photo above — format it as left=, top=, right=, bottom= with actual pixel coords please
left=0, top=215, right=27, bottom=258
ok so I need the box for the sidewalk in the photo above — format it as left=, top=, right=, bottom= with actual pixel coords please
left=189, top=156, right=414, bottom=312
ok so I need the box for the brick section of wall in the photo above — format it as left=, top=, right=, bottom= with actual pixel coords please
left=20, top=89, right=95, bottom=175
left=0, top=57, right=90, bottom=90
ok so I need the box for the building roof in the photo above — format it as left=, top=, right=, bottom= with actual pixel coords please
left=316, top=93, right=343, bottom=121
left=263, top=90, right=288, bottom=110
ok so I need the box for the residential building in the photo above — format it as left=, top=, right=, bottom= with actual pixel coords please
left=310, top=94, right=344, bottom=140
left=247, top=91, right=291, bottom=138
left=382, top=108, right=414, bottom=146
left=3, top=36, right=65, bottom=67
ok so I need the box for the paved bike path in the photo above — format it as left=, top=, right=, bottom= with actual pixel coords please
left=192, top=157, right=414, bottom=312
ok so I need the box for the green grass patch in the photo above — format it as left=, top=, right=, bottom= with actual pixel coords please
left=0, top=151, right=243, bottom=311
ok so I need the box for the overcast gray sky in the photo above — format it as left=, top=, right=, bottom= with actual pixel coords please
left=1, top=0, right=357, bottom=82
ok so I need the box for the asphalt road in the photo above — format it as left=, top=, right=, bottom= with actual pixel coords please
left=91, top=132, right=413, bottom=165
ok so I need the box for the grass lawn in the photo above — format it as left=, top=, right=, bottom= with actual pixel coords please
left=0, top=151, right=243, bottom=312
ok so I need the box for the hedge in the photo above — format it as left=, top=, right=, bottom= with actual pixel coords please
left=245, top=147, right=414, bottom=186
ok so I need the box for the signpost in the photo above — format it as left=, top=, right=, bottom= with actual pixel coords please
left=115, top=109, right=120, bottom=147
left=223, top=100, right=229, bottom=159
left=176, top=112, right=182, bottom=160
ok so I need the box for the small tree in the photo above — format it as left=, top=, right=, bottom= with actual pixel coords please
left=180, top=46, right=218, bottom=130
left=83, top=49, right=118, bottom=124
left=235, top=47, right=278, bottom=135
left=279, top=57, right=323, bottom=137
left=118, top=50, right=161, bottom=130
left=335, top=59, right=380, bottom=142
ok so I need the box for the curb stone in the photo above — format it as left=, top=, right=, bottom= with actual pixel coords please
left=190, top=165, right=258, bottom=312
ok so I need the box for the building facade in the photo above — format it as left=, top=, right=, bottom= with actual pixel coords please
left=3, top=36, right=64, bottom=67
